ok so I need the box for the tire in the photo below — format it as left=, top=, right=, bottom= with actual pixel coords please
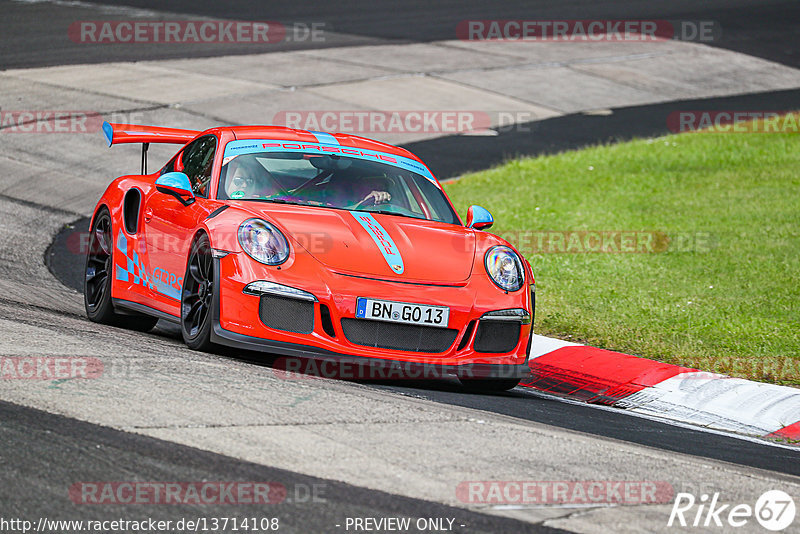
left=458, top=377, right=522, bottom=392
left=181, top=233, right=215, bottom=351
left=84, top=208, right=158, bottom=332
left=84, top=209, right=116, bottom=324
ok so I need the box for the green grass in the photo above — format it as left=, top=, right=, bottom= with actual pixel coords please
left=444, top=124, right=800, bottom=385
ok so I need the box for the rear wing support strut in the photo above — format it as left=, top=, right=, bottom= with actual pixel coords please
left=141, top=142, right=149, bottom=175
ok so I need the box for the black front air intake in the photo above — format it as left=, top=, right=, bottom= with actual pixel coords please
left=259, top=295, right=315, bottom=334
left=340, top=319, right=458, bottom=354
left=473, top=321, right=520, bottom=353
left=319, top=303, right=336, bottom=337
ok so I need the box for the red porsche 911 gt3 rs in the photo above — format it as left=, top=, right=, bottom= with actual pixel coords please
left=85, top=122, right=535, bottom=391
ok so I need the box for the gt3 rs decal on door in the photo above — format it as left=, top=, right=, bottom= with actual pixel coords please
left=114, top=230, right=182, bottom=300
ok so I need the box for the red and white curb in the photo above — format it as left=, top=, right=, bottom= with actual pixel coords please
left=522, top=335, right=800, bottom=443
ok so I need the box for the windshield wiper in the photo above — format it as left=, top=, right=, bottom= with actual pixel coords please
left=360, top=208, right=425, bottom=220
left=250, top=198, right=307, bottom=206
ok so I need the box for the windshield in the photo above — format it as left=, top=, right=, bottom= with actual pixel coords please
left=217, top=148, right=459, bottom=224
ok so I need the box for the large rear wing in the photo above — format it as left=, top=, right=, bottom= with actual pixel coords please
left=102, top=122, right=201, bottom=174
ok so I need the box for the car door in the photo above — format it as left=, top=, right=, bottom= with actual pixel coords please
left=144, top=135, right=217, bottom=314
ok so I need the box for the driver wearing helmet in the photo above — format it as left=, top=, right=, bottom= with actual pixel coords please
left=225, top=155, right=279, bottom=199
left=304, top=156, right=391, bottom=207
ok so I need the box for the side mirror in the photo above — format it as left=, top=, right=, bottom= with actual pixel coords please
left=156, top=172, right=195, bottom=206
left=466, top=205, right=493, bottom=230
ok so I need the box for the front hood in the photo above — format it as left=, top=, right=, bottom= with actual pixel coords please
left=240, top=204, right=475, bottom=284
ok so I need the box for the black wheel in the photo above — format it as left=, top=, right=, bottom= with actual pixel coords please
left=459, top=377, right=522, bottom=392
left=84, top=209, right=158, bottom=332
left=84, top=209, right=116, bottom=323
left=181, top=234, right=215, bottom=351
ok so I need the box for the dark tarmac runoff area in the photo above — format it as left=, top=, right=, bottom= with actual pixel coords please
left=1, top=0, right=798, bottom=69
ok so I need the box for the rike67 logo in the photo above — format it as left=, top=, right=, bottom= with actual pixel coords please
left=668, top=490, right=795, bottom=531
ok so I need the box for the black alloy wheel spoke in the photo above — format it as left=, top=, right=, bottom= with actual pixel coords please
left=189, top=263, right=204, bottom=284
left=182, top=242, right=213, bottom=338
left=86, top=215, right=112, bottom=309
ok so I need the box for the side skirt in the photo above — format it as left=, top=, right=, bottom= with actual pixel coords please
left=112, top=298, right=181, bottom=324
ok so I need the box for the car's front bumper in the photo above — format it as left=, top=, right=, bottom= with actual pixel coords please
left=211, top=322, right=530, bottom=380
left=212, top=253, right=533, bottom=376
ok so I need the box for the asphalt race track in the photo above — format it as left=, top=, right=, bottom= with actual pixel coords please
left=1, top=401, right=566, bottom=534
left=46, top=205, right=800, bottom=477
left=2, top=1, right=800, bottom=532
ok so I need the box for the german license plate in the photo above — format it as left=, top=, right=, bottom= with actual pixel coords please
left=355, top=297, right=449, bottom=328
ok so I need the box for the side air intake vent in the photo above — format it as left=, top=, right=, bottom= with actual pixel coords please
left=123, top=188, right=142, bottom=234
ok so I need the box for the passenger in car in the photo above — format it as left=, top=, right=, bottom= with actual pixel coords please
left=224, top=155, right=282, bottom=199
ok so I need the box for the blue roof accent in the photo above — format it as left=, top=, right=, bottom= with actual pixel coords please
left=308, top=131, right=340, bottom=145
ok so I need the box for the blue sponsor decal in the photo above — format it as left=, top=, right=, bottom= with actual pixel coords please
left=115, top=230, right=182, bottom=300
left=228, top=144, right=258, bottom=152
left=351, top=212, right=404, bottom=275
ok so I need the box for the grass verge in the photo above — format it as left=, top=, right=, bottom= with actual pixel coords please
left=444, top=119, right=799, bottom=385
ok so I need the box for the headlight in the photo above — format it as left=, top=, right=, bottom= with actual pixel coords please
left=238, top=218, right=290, bottom=265
left=485, top=246, right=525, bottom=291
